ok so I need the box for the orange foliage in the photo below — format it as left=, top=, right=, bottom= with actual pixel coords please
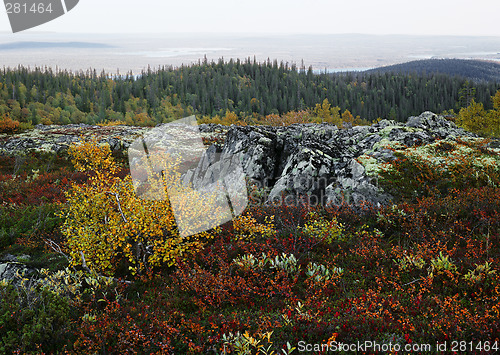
left=0, top=114, right=20, bottom=133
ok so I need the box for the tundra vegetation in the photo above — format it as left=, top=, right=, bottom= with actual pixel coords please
left=0, top=63, right=499, bottom=354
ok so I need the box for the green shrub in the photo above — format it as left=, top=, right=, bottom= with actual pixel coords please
left=301, top=211, right=345, bottom=244
left=0, top=227, right=16, bottom=249
left=0, top=281, right=75, bottom=354
left=0, top=203, right=64, bottom=249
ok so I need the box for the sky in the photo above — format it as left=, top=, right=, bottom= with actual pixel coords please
left=1, top=0, right=500, bottom=36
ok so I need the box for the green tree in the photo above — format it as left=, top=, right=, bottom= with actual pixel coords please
left=457, top=81, right=476, bottom=109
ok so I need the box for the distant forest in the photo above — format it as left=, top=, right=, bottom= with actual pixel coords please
left=366, top=59, right=500, bottom=83
left=0, top=58, right=499, bottom=128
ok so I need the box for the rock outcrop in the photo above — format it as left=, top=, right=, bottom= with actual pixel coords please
left=185, top=112, right=477, bottom=207
left=0, top=124, right=151, bottom=154
left=0, top=112, right=481, bottom=207
left=0, top=254, right=34, bottom=286
left=0, top=123, right=229, bottom=155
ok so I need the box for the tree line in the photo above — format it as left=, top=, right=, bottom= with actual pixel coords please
left=0, top=58, right=499, bottom=130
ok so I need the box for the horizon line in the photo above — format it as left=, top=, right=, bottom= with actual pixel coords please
left=2, top=31, right=500, bottom=38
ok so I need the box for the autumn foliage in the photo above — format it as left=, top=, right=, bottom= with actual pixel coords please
left=58, top=139, right=217, bottom=275
left=456, top=90, right=500, bottom=137
left=0, top=114, right=20, bottom=134
left=1, top=132, right=500, bottom=353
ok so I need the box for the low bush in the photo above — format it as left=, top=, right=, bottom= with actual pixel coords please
left=0, top=282, right=75, bottom=354
left=0, top=114, right=20, bottom=134
left=379, top=138, right=500, bottom=202
left=59, top=139, right=223, bottom=275
left=0, top=203, right=64, bottom=249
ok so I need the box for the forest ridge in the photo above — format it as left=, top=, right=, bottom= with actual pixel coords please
left=0, top=58, right=499, bottom=130
left=366, top=59, right=500, bottom=83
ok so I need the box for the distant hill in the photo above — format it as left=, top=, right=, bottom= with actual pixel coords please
left=365, top=59, right=500, bottom=82
left=0, top=41, right=114, bottom=50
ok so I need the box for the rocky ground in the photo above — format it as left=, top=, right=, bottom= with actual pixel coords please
left=2, top=112, right=498, bottom=210
left=2, top=111, right=500, bottom=290
left=0, top=124, right=150, bottom=154
left=187, top=112, right=498, bottom=208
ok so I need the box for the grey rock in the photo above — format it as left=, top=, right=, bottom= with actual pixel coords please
left=406, top=111, right=456, bottom=130
left=487, top=138, right=500, bottom=149
left=186, top=111, right=477, bottom=208
left=1, top=254, right=18, bottom=262
left=0, top=124, right=150, bottom=154
left=324, top=159, right=392, bottom=207
left=1, top=112, right=480, bottom=208
left=375, top=119, right=398, bottom=129
left=0, top=262, right=32, bottom=285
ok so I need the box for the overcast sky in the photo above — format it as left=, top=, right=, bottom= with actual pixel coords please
left=1, top=0, right=500, bottom=36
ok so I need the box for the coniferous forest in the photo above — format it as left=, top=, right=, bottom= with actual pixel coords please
left=0, top=58, right=499, bottom=129
left=366, top=59, right=500, bottom=83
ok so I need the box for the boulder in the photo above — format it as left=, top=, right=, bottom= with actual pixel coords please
left=0, top=262, right=32, bottom=286
left=186, top=112, right=478, bottom=208
left=324, top=159, right=392, bottom=207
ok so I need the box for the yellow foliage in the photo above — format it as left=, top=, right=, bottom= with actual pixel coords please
left=68, top=138, right=119, bottom=176
left=58, top=138, right=216, bottom=275
left=97, top=120, right=127, bottom=126
left=198, top=110, right=247, bottom=126
left=261, top=113, right=283, bottom=126
left=0, top=114, right=20, bottom=134
left=222, top=109, right=243, bottom=125
left=40, top=117, right=53, bottom=125
left=232, top=214, right=275, bottom=240
left=313, top=99, right=341, bottom=125
left=261, top=110, right=313, bottom=126
left=301, top=212, right=344, bottom=244
left=456, top=91, right=500, bottom=137
left=456, top=100, right=488, bottom=134
left=341, top=109, right=354, bottom=126
left=493, top=90, right=500, bottom=111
